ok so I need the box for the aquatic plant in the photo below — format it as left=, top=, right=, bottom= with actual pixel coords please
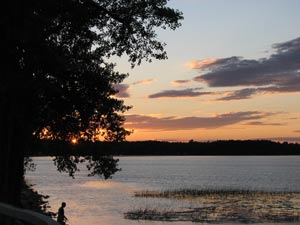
left=126, top=188, right=300, bottom=223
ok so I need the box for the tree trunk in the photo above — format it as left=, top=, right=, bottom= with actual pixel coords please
left=0, top=1, right=31, bottom=207
left=0, top=91, right=26, bottom=206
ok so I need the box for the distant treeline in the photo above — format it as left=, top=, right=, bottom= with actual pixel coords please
left=30, top=139, right=300, bottom=156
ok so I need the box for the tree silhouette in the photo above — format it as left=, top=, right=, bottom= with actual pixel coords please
left=0, top=0, right=183, bottom=206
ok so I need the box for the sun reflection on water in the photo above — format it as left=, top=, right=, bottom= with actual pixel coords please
left=79, top=181, right=126, bottom=189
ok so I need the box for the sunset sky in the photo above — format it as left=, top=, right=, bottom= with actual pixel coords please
left=114, top=0, right=300, bottom=142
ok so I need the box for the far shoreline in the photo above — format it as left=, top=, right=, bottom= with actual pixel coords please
left=29, top=139, right=300, bottom=157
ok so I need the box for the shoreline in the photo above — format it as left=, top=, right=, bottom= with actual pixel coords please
left=21, top=180, right=55, bottom=218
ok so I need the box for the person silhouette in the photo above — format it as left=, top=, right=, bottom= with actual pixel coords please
left=57, top=202, right=68, bottom=225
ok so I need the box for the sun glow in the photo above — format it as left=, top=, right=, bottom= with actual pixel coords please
left=71, top=138, right=78, bottom=144
left=80, top=181, right=125, bottom=189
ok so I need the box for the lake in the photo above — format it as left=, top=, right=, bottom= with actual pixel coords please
left=25, top=156, right=300, bottom=225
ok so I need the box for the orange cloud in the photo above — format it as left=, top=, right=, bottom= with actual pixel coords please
left=185, top=58, right=219, bottom=69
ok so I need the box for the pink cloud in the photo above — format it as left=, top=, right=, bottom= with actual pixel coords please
left=185, top=58, right=219, bottom=69
left=148, top=88, right=211, bottom=98
left=125, top=111, right=273, bottom=131
left=132, top=79, right=155, bottom=85
left=243, top=121, right=285, bottom=126
left=113, top=84, right=130, bottom=98
left=171, top=80, right=192, bottom=86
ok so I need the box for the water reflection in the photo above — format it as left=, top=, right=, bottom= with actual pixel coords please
left=25, top=156, right=300, bottom=225
left=79, top=181, right=126, bottom=189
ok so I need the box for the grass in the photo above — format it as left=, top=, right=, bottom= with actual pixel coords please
left=134, top=188, right=297, bottom=198
left=125, top=188, right=300, bottom=223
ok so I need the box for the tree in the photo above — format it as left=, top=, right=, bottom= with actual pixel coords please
left=0, top=0, right=183, bottom=206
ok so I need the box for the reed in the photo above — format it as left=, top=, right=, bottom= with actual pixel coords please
left=134, top=188, right=298, bottom=198
left=126, top=188, right=300, bottom=223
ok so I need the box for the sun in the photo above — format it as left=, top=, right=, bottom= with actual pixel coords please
left=71, top=138, right=78, bottom=145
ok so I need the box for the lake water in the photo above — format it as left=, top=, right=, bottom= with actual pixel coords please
left=25, top=156, right=300, bottom=225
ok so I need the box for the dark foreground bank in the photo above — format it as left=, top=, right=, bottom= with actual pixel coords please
left=21, top=180, right=55, bottom=218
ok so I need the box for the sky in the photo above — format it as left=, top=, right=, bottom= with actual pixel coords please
left=113, top=0, right=300, bottom=143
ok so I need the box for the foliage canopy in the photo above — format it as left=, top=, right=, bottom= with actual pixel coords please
left=1, top=0, right=183, bottom=204
left=2, top=0, right=182, bottom=141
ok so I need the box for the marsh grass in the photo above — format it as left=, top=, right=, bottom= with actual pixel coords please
left=125, top=188, right=300, bottom=223
left=134, top=188, right=300, bottom=198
